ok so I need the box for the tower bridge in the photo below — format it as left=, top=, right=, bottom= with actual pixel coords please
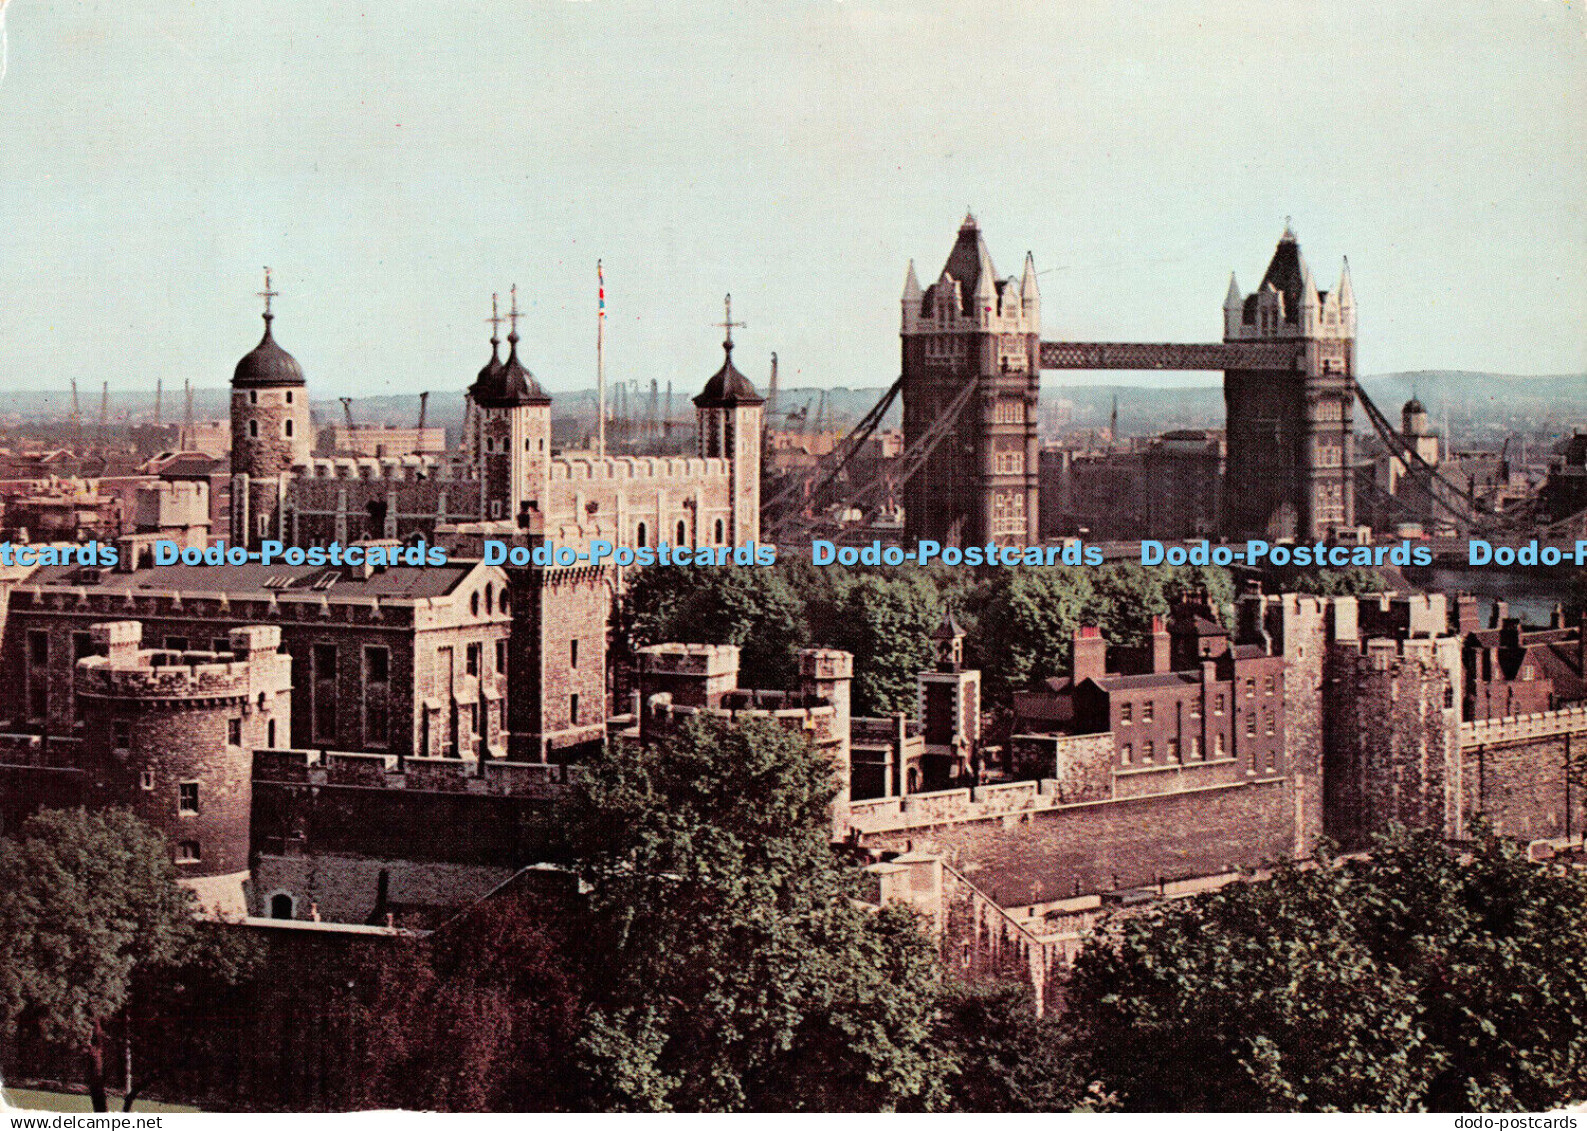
left=767, top=215, right=1368, bottom=546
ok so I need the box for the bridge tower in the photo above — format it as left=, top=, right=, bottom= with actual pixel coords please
left=900, top=214, right=1041, bottom=545
left=1222, top=225, right=1357, bottom=540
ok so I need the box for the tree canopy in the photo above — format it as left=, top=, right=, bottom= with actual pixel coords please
left=0, top=807, right=257, bottom=1112
left=1065, top=825, right=1587, bottom=1112
left=568, top=716, right=950, bottom=1111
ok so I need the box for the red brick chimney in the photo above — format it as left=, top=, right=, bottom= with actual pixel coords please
left=1150, top=614, right=1171, bottom=674
left=1073, top=625, right=1106, bottom=683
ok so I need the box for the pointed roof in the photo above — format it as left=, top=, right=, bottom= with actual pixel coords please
left=1224, top=272, right=1242, bottom=309
left=233, top=312, right=306, bottom=388
left=939, top=212, right=998, bottom=316
left=694, top=339, right=763, bottom=408
left=902, top=259, right=923, bottom=303
left=931, top=607, right=965, bottom=640
left=1257, top=224, right=1310, bottom=325
left=473, top=331, right=550, bottom=409
left=1020, top=251, right=1040, bottom=299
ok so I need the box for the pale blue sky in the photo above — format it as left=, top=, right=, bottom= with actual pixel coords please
left=0, top=0, right=1582, bottom=400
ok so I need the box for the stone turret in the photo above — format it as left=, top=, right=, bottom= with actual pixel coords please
left=77, top=622, right=292, bottom=917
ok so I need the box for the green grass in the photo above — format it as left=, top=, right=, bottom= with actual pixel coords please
left=1, top=1086, right=199, bottom=1113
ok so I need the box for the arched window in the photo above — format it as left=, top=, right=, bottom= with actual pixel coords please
left=498, top=591, right=510, bottom=615
left=636, top=522, right=647, bottom=548
left=714, top=519, right=724, bottom=545
left=284, top=418, right=293, bottom=437
left=248, top=419, right=259, bottom=438
left=676, top=520, right=687, bottom=546
left=267, top=718, right=277, bottom=747
left=270, top=893, right=295, bottom=920
left=484, top=584, right=494, bottom=615
left=470, top=591, right=480, bottom=617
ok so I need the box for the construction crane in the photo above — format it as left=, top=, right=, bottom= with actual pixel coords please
left=69, top=378, right=81, bottom=451
left=340, top=397, right=356, bottom=431
left=98, top=382, right=109, bottom=450
left=417, top=391, right=429, bottom=431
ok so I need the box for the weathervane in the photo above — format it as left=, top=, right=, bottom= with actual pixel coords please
left=258, top=267, right=278, bottom=319
left=717, top=293, right=746, bottom=352
left=487, top=293, right=503, bottom=343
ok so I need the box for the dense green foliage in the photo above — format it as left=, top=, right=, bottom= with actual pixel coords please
left=568, top=716, right=950, bottom=1111
left=1066, top=825, right=1587, bottom=1112
left=0, top=808, right=259, bottom=1111
left=620, top=559, right=1240, bottom=709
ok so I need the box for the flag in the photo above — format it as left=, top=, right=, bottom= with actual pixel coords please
left=598, top=260, right=606, bottom=318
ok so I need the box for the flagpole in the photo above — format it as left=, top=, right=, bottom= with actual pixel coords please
left=597, top=260, right=607, bottom=459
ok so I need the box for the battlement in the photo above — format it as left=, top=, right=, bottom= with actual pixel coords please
left=800, top=648, right=854, bottom=680
left=653, top=700, right=838, bottom=729
left=638, top=642, right=741, bottom=677
left=846, top=773, right=1276, bottom=837
left=252, top=747, right=575, bottom=799
left=1353, top=633, right=1460, bottom=673
left=76, top=622, right=291, bottom=702
left=307, top=455, right=455, bottom=481
left=549, top=454, right=730, bottom=482
left=1461, top=706, right=1587, bottom=750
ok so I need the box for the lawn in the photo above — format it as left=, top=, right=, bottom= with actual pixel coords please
left=1, top=1086, right=199, bottom=1113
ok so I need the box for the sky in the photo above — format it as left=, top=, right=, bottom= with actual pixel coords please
left=0, top=0, right=1583, bottom=403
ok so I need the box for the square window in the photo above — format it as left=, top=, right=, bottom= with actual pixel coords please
left=570, top=693, right=580, bottom=725
left=177, top=841, right=200, bottom=863
left=179, top=782, right=199, bottom=815
left=1119, top=703, right=1132, bottom=725
left=113, top=720, right=132, bottom=753
left=140, top=769, right=155, bottom=791
left=1142, top=701, right=1154, bottom=723
left=1143, top=741, right=1155, bottom=763
left=165, top=637, right=189, bottom=653
left=228, top=718, right=242, bottom=746
left=28, top=631, right=48, bottom=667
left=1121, top=743, right=1132, bottom=765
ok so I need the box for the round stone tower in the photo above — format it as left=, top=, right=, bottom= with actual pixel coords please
left=77, top=622, right=292, bottom=917
left=230, top=270, right=310, bottom=545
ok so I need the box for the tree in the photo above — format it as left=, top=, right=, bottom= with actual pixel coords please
left=621, top=564, right=809, bottom=690
left=825, top=572, right=942, bottom=717
left=337, top=889, right=582, bottom=1111
left=966, top=568, right=1094, bottom=704
left=1065, top=825, right=1587, bottom=1111
left=1266, top=566, right=1389, bottom=596
left=568, top=716, right=950, bottom=1111
left=935, top=981, right=1088, bottom=1112
left=0, top=808, right=257, bottom=1112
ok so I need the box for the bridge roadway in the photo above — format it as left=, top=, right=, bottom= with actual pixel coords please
left=1039, top=341, right=1304, bottom=371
